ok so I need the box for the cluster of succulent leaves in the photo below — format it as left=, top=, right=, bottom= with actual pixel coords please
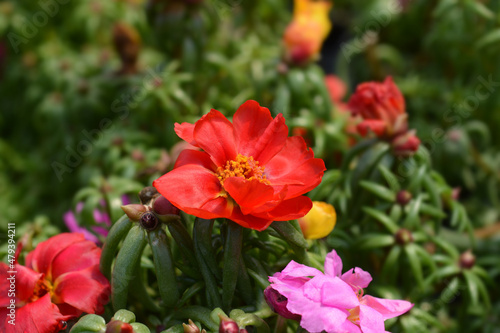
left=1, top=0, right=499, bottom=332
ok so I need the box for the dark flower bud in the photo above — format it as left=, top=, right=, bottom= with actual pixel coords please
left=459, top=250, right=475, bottom=270
left=140, top=212, right=159, bottom=231
left=395, top=228, right=413, bottom=245
left=121, top=204, right=148, bottom=222
left=106, top=320, right=134, bottom=333
left=396, top=190, right=412, bottom=206
left=153, top=195, right=180, bottom=216
left=219, top=316, right=239, bottom=333
left=264, top=286, right=301, bottom=321
left=139, top=186, right=159, bottom=205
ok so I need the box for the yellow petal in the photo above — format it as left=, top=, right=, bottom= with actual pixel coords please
left=298, top=201, right=337, bottom=239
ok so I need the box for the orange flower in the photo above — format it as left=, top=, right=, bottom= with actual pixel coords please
left=283, top=0, right=332, bottom=65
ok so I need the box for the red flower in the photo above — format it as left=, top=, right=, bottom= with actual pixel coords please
left=347, top=77, right=420, bottom=154
left=0, top=233, right=110, bottom=333
left=153, top=100, right=326, bottom=231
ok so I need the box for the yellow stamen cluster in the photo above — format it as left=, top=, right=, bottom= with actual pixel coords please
left=216, top=154, right=270, bottom=184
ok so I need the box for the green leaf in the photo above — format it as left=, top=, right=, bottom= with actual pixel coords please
left=468, top=1, right=495, bottom=20
left=112, top=225, right=147, bottom=311
left=360, top=181, right=396, bottom=202
left=378, top=164, right=401, bottom=192
left=404, top=243, right=424, bottom=289
left=148, top=227, right=180, bottom=308
left=403, top=194, right=423, bottom=229
left=381, top=245, right=401, bottom=280
left=476, top=28, right=500, bottom=49
left=193, top=218, right=222, bottom=308
left=363, top=207, right=398, bottom=233
left=100, top=215, right=132, bottom=280
left=432, top=236, right=460, bottom=259
left=69, top=314, right=106, bottom=333
left=271, top=220, right=308, bottom=249
left=357, top=234, right=395, bottom=249
left=222, top=221, right=243, bottom=311
left=113, top=309, right=136, bottom=323
left=419, top=203, right=447, bottom=219
left=463, top=270, right=480, bottom=308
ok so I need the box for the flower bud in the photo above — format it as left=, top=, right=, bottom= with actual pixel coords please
left=459, top=250, right=475, bottom=270
left=153, top=195, right=180, bottom=216
left=106, top=320, right=134, bottom=333
left=392, top=131, right=421, bottom=156
left=183, top=319, right=200, bottom=333
left=282, top=0, right=331, bottom=66
left=140, top=212, right=159, bottom=231
left=298, top=201, right=336, bottom=239
left=121, top=204, right=148, bottom=222
left=219, top=316, right=239, bottom=333
left=264, top=286, right=301, bottom=321
left=396, top=190, right=412, bottom=206
left=139, top=186, right=159, bottom=205
left=395, top=228, right=413, bottom=245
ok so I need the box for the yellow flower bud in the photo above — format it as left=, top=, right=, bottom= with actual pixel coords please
left=283, top=0, right=332, bottom=65
left=299, top=201, right=336, bottom=239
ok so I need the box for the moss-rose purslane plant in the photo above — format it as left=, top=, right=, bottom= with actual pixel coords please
left=265, top=250, right=413, bottom=333
left=153, top=100, right=326, bottom=230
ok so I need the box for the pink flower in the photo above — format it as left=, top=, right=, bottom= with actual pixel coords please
left=266, top=250, right=413, bottom=333
left=64, top=195, right=130, bottom=244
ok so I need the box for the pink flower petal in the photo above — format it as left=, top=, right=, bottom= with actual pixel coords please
left=362, top=295, right=413, bottom=320
left=321, top=277, right=360, bottom=309
left=358, top=304, right=385, bottom=333
left=341, top=267, right=373, bottom=290
left=324, top=249, right=343, bottom=277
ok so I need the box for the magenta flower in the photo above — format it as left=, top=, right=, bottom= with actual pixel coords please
left=64, top=195, right=131, bottom=244
left=266, top=250, right=413, bottom=333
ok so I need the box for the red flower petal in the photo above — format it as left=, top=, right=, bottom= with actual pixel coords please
left=50, top=240, right=102, bottom=281
left=0, top=294, right=66, bottom=333
left=356, top=119, right=387, bottom=137
left=265, top=136, right=325, bottom=198
left=0, top=263, right=43, bottom=305
left=253, top=196, right=313, bottom=221
left=173, top=149, right=216, bottom=170
left=223, top=177, right=277, bottom=215
left=233, top=100, right=288, bottom=164
left=193, top=109, right=237, bottom=166
left=174, top=122, right=197, bottom=146
left=25, top=233, right=85, bottom=277
left=153, top=164, right=229, bottom=217
left=52, top=265, right=110, bottom=315
left=227, top=208, right=274, bottom=231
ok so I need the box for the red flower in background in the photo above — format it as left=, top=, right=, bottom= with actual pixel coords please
left=347, top=77, right=420, bottom=155
left=324, top=75, right=359, bottom=146
left=0, top=233, right=110, bottom=333
left=153, top=100, right=326, bottom=231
